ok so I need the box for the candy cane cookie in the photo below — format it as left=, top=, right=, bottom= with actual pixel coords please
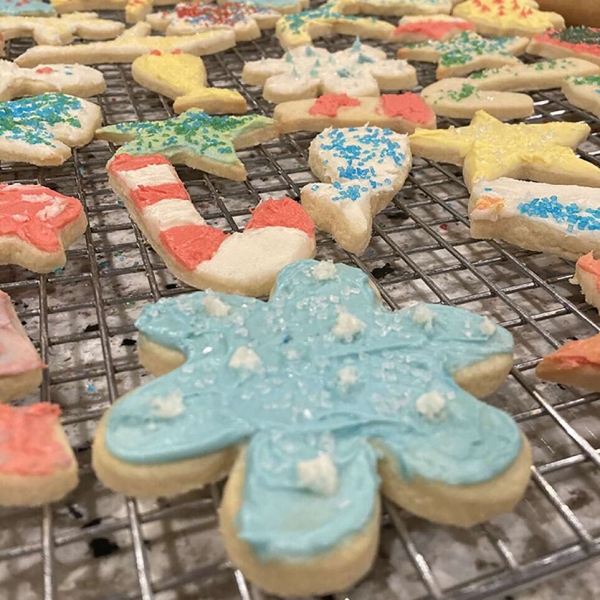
left=107, top=154, right=316, bottom=296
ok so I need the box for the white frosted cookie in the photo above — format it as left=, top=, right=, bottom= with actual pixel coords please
left=106, top=154, right=316, bottom=296
left=0, top=291, right=44, bottom=402
left=132, top=52, right=246, bottom=114
left=527, top=26, right=600, bottom=67
left=572, top=253, right=600, bottom=314
left=301, top=126, right=412, bottom=253
left=242, top=40, right=417, bottom=104
left=0, top=12, right=124, bottom=45
left=466, top=58, right=600, bottom=91
left=0, top=183, right=88, bottom=272
left=0, top=93, right=101, bottom=166
left=469, top=178, right=600, bottom=260
left=146, top=1, right=280, bottom=41
left=50, top=0, right=171, bottom=23
left=15, top=22, right=236, bottom=67
left=562, top=75, right=600, bottom=119
left=409, top=110, right=600, bottom=191
left=0, top=403, right=78, bottom=506
left=274, top=92, right=436, bottom=133
left=0, top=60, right=105, bottom=100
left=452, top=0, right=564, bottom=38
left=421, top=78, right=534, bottom=119
left=92, top=259, right=530, bottom=596
left=390, top=14, right=475, bottom=43
left=397, top=30, right=528, bottom=78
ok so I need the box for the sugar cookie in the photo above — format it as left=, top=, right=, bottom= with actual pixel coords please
left=147, top=2, right=280, bottom=41
left=572, top=253, right=600, bottom=314
left=107, top=154, right=315, bottom=295
left=274, top=92, right=436, bottom=133
left=276, top=0, right=394, bottom=48
left=0, top=12, right=124, bottom=46
left=92, top=259, right=530, bottom=596
left=0, top=183, right=88, bottom=271
left=0, top=291, right=44, bottom=402
left=397, top=30, right=528, bottom=78
left=242, top=40, right=417, bottom=104
left=15, top=22, right=235, bottom=67
left=452, top=0, right=564, bottom=38
left=301, top=126, right=412, bottom=253
left=536, top=333, right=600, bottom=392
left=0, top=93, right=101, bottom=166
left=96, top=109, right=277, bottom=181
left=421, top=78, right=534, bottom=119
left=469, top=178, right=600, bottom=260
left=0, top=0, right=55, bottom=16
left=0, top=60, right=106, bottom=100
left=562, top=75, right=600, bottom=119
left=527, top=26, right=600, bottom=67
left=344, top=0, right=455, bottom=17
left=50, top=0, right=173, bottom=23
left=132, top=52, right=246, bottom=114
left=0, top=403, right=78, bottom=506
left=409, top=110, right=600, bottom=191
left=391, top=14, right=474, bottom=43
left=466, top=58, right=600, bottom=91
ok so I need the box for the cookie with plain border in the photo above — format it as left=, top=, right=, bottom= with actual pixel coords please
left=562, top=75, right=600, bottom=119
left=0, top=403, right=78, bottom=506
left=0, top=291, right=44, bottom=402
left=274, top=92, right=436, bottom=133
left=0, top=0, right=55, bottom=16
left=527, top=26, right=600, bottom=67
left=469, top=178, right=600, bottom=260
left=390, top=14, right=474, bottom=43
left=106, top=153, right=316, bottom=296
left=572, top=253, right=600, bottom=314
left=92, top=259, right=530, bottom=596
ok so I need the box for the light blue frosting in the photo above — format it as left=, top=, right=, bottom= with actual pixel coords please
left=0, top=0, right=55, bottom=15
left=105, top=260, right=521, bottom=560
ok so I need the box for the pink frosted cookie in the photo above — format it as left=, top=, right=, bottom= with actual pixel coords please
left=0, top=403, right=77, bottom=506
left=274, top=92, right=436, bottom=133
left=391, top=14, right=475, bottom=43
left=0, top=291, right=44, bottom=402
left=573, top=252, right=600, bottom=313
left=0, top=183, right=88, bottom=272
left=107, top=154, right=316, bottom=297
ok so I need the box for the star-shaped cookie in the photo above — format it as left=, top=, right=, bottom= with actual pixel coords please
left=96, top=109, right=278, bottom=181
left=93, top=259, right=530, bottom=596
left=242, top=40, right=417, bottom=103
left=397, top=30, right=528, bottom=78
left=409, top=110, right=600, bottom=190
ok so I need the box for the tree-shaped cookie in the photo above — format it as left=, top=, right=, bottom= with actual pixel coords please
left=93, top=259, right=531, bottom=597
left=0, top=93, right=101, bottom=166
left=409, top=110, right=600, bottom=190
left=397, top=30, right=528, bottom=78
left=96, top=109, right=278, bottom=181
left=0, top=13, right=125, bottom=45
left=242, top=40, right=417, bottom=103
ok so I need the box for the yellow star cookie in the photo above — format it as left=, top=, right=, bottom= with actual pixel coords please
left=132, top=52, right=247, bottom=114
left=409, top=110, right=600, bottom=190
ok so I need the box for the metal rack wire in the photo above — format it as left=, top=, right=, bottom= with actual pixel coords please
left=1, top=9, right=600, bottom=599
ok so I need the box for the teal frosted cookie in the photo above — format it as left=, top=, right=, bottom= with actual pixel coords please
left=95, top=109, right=278, bottom=181
left=92, top=259, right=531, bottom=597
left=0, top=0, right=54, bottom=15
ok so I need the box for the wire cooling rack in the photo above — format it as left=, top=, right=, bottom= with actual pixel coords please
left=2, top=9, right=600, bottom=600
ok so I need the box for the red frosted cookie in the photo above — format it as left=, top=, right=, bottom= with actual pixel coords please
left=527, top=26, right=600, bottom=67
left=107, top=154, right=316, bottom=297
left=0, top=403, right=78, bottom=506
left=274, top=92, right=436, bottom=133
left=391, top=14, right=475, bottom=43
left=573, top=252, right=600, bottom=313
left=0, top=183, right=87, bottom=272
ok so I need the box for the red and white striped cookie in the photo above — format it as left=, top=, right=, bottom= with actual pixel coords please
left=107, top=153, right=316, bottom=297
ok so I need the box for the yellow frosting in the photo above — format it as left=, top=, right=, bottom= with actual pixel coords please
left=409, top=110, right=599, bottom=189
left=453, top=0, right=559, bottom=33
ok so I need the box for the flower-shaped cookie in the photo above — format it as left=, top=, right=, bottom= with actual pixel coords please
left=93, top=259, right=531, bottom=596
left=242, top=39, right=417, bottom=103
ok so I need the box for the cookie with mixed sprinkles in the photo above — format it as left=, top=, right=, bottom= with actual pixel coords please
left=527, top=26, right=600, bottom=67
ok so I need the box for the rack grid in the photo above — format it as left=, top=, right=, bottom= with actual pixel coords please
left=1, top=10, right=600, bottom=600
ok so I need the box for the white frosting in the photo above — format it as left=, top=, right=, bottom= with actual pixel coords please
left=332, top=310, right=365, bottom=342
left=229, top=346, right=263, bottom=372
left=202, top=294, right=230, bottom=317
left=412, top=304, right=435, bottom=331
left=312, top=260, right=337, bottom=281
left=480, top=317, right=496, bottom=336
left=415, top=391, right=446, bottom=420
left=338, top=366, right=358, bottom=390
left=297, top=453, right=338, bottom=496
left=142, top=198, right=205, bottom=235
left=119, top=163, right=180, bottom=189
left=151, top=391, right=185, bottom=418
